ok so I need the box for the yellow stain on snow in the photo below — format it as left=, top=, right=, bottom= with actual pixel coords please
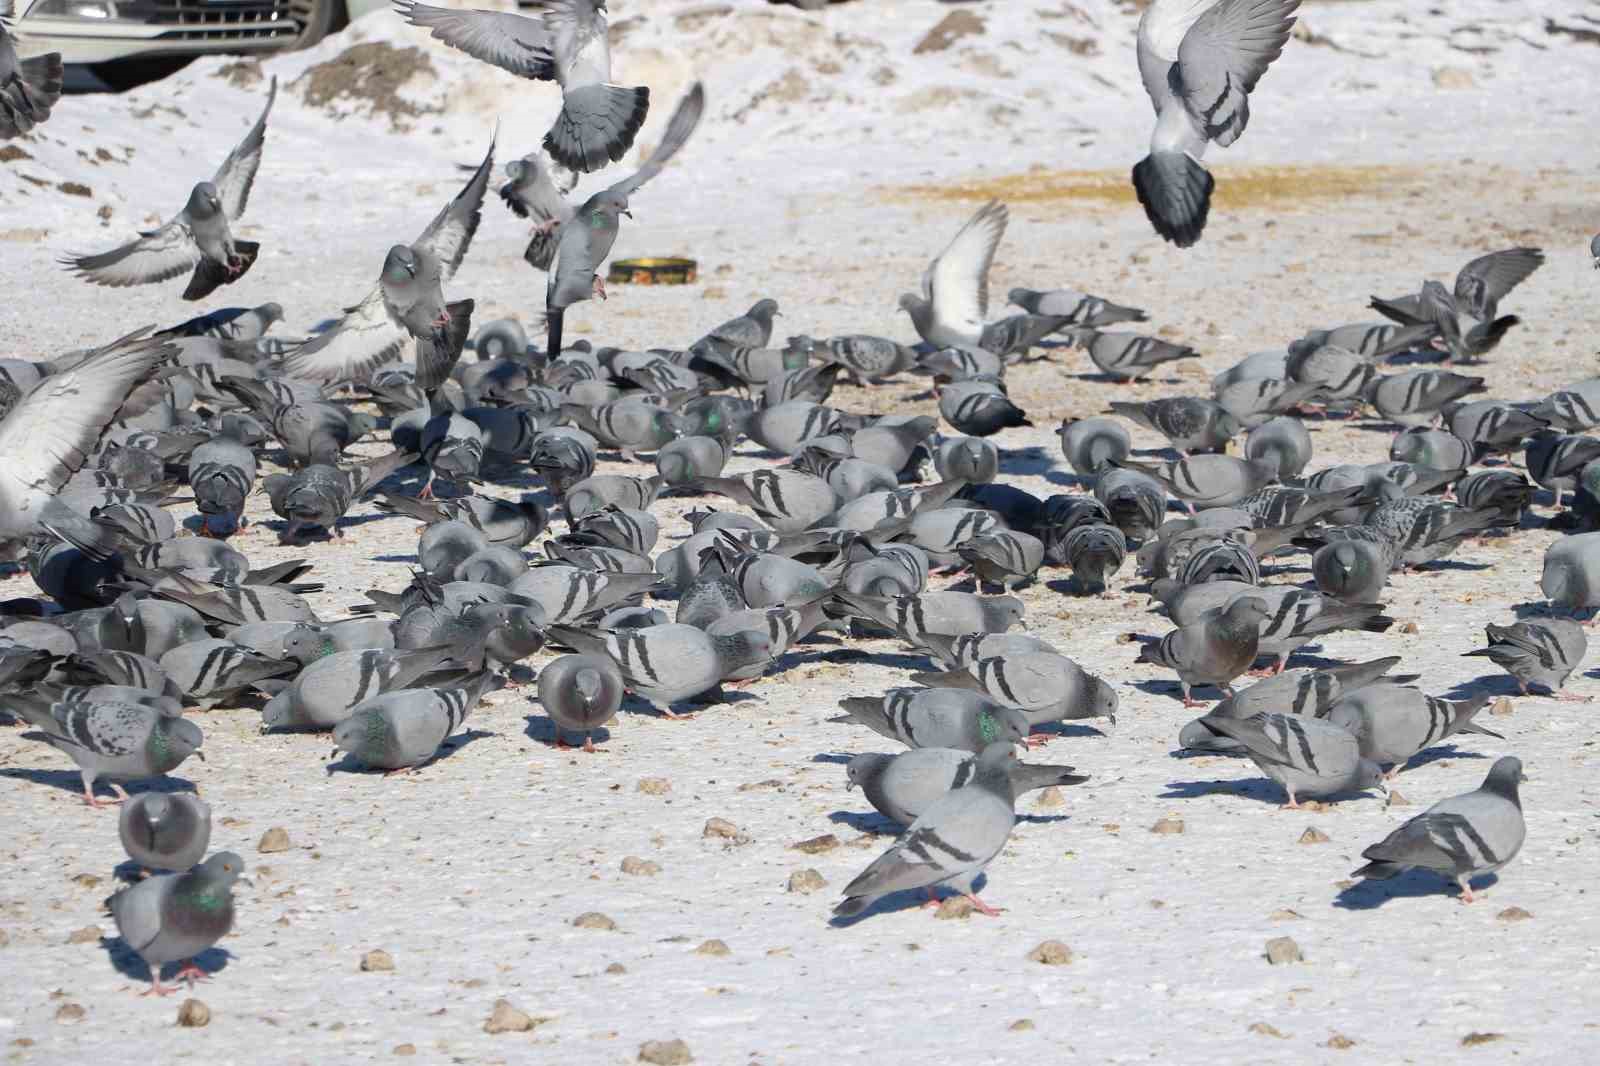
left=888, top=164, right=1414, bottom=208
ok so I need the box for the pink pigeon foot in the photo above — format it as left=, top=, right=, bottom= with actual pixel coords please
left=174, top=960, right=211, bottom=987
left=965, top=894, right=1005, bottom=917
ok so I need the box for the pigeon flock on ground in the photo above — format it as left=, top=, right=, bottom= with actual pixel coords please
left=0, top=0, right=1592, bottom=1001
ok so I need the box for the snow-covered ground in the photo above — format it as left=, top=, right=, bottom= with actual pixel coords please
left=3, top=0, right=1600, bottom=1061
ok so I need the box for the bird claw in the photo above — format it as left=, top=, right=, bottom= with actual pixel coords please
left=173, top=961, right=211, bottom=987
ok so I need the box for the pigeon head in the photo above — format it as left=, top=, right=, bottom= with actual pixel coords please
left=156, top=715, right=205, bottom=770
left=382, top=245, right=420, bottom=285
left=139, top=793, right=173, bottom=824
left=505, top=159, right=528, bottom=183
left=1090, top=677, right=1120, bottom=722
left=974, top=741, right=1019, bottom=778
left=588, top=194, right=631, bottom=221
left=1224, top=596, right=1272, bottom=627
left=258, top=302, right=285, bottom=324
left=197, top=851, right=246, bottom=887
left=896, top=293, right=925, bottom=314
left=747, top=299, right=780, bottom=324
left=1483, top=756, right=1526, bottom=804
left=187, top=182, right=223, bottom=218
left=844, top=752, right=891, bottom=791
left=1355, top=759, right=1387, bottom=794
left=978, top=707, right=1029, bottom=747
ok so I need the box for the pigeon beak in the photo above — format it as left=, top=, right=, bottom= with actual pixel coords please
left=192, top=750, right=206, bottom=763
left=622, top=209, right=633, bottom=219
left=845, top=780, right=855, bottom=791
left=1374, top=778, right=1389, bottom=795
left=238, top=876, right=255, bottom=887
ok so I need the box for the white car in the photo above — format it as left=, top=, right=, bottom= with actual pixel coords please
left=12, top=0, right=385, bottom=89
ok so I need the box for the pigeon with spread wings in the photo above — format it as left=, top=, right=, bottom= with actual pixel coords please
left=62, top=79, right=276, bottom=300
left=544, top=82, right=705, bottom=359
left=0, top=330, right=171, bottom=560
left=898, top=200, right=1008, bottom=351
left=1132, top=0, right=1300, bottom=247
left=396, top=0, right=648, bottom=174
left=0, top=4, right=62, bottom=140
left=1369, top=247, right=1544, bottom=363
left=277, top=137, right=494, bottom=387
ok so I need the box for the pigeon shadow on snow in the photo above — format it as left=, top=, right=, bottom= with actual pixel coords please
left=324, top=729, right=495, bottom=776
left=995, top=447, right=1056, bottom=478
left=0, top=768, right=198, bottom=804
left=100, top=935, right=234, bottom=984
left=1158, top=776, right=1288, bottom=805
left=1442, top=673, right=1521, bottom=701
left=828, top=810, right=899, bottom=836
left=523, top=714, right=612, bottom=750
left=1400, top=743, right=1490, bottom=773
left=828, top=873, right=994, bottom=926
left=1334, top=869, right=1498, bottom=910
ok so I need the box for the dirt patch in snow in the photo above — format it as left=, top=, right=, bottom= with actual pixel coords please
left=295, top=42, right=440, bottom=129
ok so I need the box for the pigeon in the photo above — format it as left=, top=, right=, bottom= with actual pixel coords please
left=700, top=300, right=783, bottom=351
left=832, top=688, right=1029, bottom=752
left=1116, top=455, right=1277, bottom=511
left=119, top=792, right=212, bottom=873
left=806, top=334, right=916, bottom=384
left=847, top=747, right=1086, bottom=826
left=1180, top=655, right=1414, bottom=752
left=1371, top=248, right=1544, bottom=363
left=1525, top=430, right=1600, bottom=506
left=187, top=429, right=258, bottom=535
left=1095, top=467, right=1168, bottom=542
left=1215, top=377, right=1325, bottom=428
left=694, top=469, right=838, bottom=533
left=543, top=83, right=705, bottom=358
left=536, top=653, right=623, bottom=750
left=1465, top=619, right=1588, bottom=699
left=938, top=380, right=1031, bottom=436
left=1454, top=469, right=1533, bottom=527
left=1542, top=531, right=1600, bottom=617
left=262, top=450, right=416, bottom=543
left=1079, top=331, right=1200, bottom=381
left=498, top=151, right=578, bottom=238
left=377, top=493, right=548, bottom=548
left=1367, top=368, right=1487, bottom=427
left=280, top=139, right=492, bottom=384
left=834, top=742, right=1018, bottom=919
left=1007, top=287, right=1146, bottom=327
left=1132, top=0, right=1299, bottom=246
left=1284, top=343, right=1374, bottom=408
left=1593, top=234, right=1600, bottom=270
left=912, top=652, right=1119, bottom=731
left=0, top=12, right=61, bottom=140
left=1326, top=685, right=1501, bottom=776
left=956, top=530, right=1044, bottom=591
left=0, top=333, right=171, bottom=561
left=1531, top=377, right=1600, bottom=432
left=261, top=645, right=457, bottom=731
left=1245, top=415, right=1311, bottom=478
left=159, top=639, right=297, bottom=708
left=64, top=79, right=275, bottom=300
left=1198, top=711, right=1383, bottom=807
left=332, top=672, right=498, bottom=772
left=1108, top=397, right=1239, bottom=454
left=12, top=692, right=203, bottom=806
left=161, top=302, right=285, bottom=342
left=898, top=200, right=1008, bottom=351
left=510, top=566, right=659, bottom=623
left=1351, top=756, right=1525, bottom=903
left=1137, top=596, right=1269, bottom=705
left=396, top=0, right=647, bottom=173
left=108, top=851, right=245, bottom=995
left=1390, top=427, right=1471, bottom=474
left=830, top=590, right=1024, bottom=648
left=546, top=623, right=773, bottom=716
left=1056, top=522, right=1127, bottom=594
left=932, top=437, right=998, bottom=486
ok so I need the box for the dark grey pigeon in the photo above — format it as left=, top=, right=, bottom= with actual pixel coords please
left=108, top=851, right=244, bottom=995
left=1465, top=618, right=1587, bottom=699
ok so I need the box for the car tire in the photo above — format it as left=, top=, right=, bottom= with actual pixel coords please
left=289, top=0, right=347, bottom=49
left=89, top=55, right=194, bottom=92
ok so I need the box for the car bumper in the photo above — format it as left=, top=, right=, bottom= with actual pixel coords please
left=17, top=0, right=306, bottom=64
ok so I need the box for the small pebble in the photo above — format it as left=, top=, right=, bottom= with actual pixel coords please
left=1249, top=1022, right=1288, bottom=1039
left=1326, top=1034, right=1356, bottom=1050
left=1150, top=816, right=1184, bottom=835
left=787, top=869, right=826, bottom=894
left=573, top=912, right=617, bottom=931
left=1298, top=827, right=1330, bottom=845
left=1397, top=621, right=1420, bottom=635
left=55, top=1003, right=85, bottom=1024
left=703, top=817, right=750, bottom=845
left=1497, top=906, right=1533, bottom=922
left=790, top=834, right=838, bottom=854
left=1490, top=696, right=1515, bottom=717
left=258, top=827, right=291, bottom=853
left=1269, top=908, right=1302, bottom=921
left=361, top=949, right=395, bottom=973
left=639, top=1038, right=693, bottom=1065
left=393, top=1045, right=416, bottom=1057
left=605, top=963, right=627, bottom=975
left=1461, top=1032, right=1505, bottom=1047
left=1009, top=1019, right=1035, bottom=1032
left=694, top=939, right=730, bottom=957
left=621, top=857, right=661, bottom=876
left=1026, top=940, right=1072, bottom=965
left=1033, top=786, right=1065, bottom=809
left=483, top=999, right=534, bottom=1035
left=637, top=777, right=672, bottom=795
left=1386, top=790, right=1412, bottom=808
left=176, top=999, right=210, bottom=1028
left=1264, top=937, right=1303, bottom=965
left=66, top=925, right=100, bottom=944
left=934, top=897, right=975, bottom=920
left=69, top=873, right=101, bottom=889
